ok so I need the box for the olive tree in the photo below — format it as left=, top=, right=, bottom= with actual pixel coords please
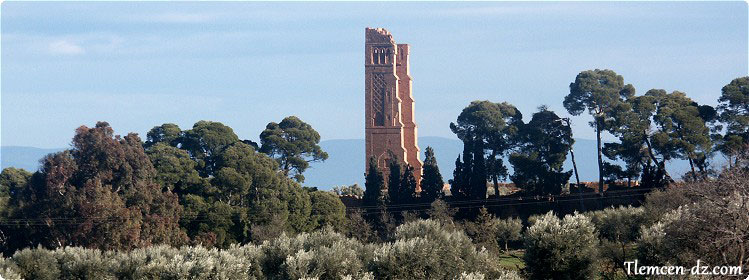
left=524, top=211, right=599, bottom=279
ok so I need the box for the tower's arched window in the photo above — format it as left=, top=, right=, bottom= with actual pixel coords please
left=385, top=49, right=392, bottom=64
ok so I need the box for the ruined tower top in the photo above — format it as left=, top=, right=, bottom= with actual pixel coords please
left=364, top=27, right=422, bottom=190
left=365, top=28, right=395, bottom=44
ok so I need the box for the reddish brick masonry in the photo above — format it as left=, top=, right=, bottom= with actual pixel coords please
left=365, top=27, right=423, bottom=190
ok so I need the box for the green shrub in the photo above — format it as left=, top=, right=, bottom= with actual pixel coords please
left=495, top=217, right=522, bottom=252
left=261, top=228, right=368, bottom=280
left=456, top=271, right=523, bottom=280
left=373, top=219, right=508, bottom=280
left=588, top=206, right=645, bottom=275
left=636, top=167, right=749, bottom=270
left=11, top=247, right=61, bottom=280
left=1, top=222, right=520, bottom=280
left=462, top=208, right=500, bottom=254
left=0, top=258, right=22, bottom=280
left=52, top=247, right=111, bottom=279
left=524, top=211, right=598, bottom=279
left=589, top=206, right=645, bottom=243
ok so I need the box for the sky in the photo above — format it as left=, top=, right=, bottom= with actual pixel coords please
left=2, top=1, right=747, bottom=149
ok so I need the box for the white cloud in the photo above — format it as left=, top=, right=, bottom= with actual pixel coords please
left=48, top=40, right=85, bottom=55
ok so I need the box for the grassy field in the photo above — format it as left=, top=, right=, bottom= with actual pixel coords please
left=497, top=250, right=526, bottom=271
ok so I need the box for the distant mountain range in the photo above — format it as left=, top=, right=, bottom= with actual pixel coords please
left=1, top=137, right=716, bottom=190
left=302, top=137, right=702, bottom=188
left=0, top=146, right=66, bottom=171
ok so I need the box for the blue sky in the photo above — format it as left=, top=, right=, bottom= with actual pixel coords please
left=2, top=1, right=747, bottom=149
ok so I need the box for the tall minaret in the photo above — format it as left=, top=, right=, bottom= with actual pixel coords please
left=364, top=27, right=422, bottom=190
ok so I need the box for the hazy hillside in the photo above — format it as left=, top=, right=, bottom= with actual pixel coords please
left=0, top=146, right=65, bottom=171
left=303, top=137, right=702, bottom=188
left=302, top=137, right=466, bottom=189
left=2, top=137, right=716, bottom=189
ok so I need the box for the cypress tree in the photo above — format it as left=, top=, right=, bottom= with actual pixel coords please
left=420, top=147, right=445, bottom=203
left=363, top=157, right=385, bottom=207
left=470, top=139, right=487, bottom=200
left=460, top=139, right=474, bottom=199
left=398, top=164, right=418, bottom=204
left=387, top=158, right=403, bottom=205
left=449, top=155, right=466, bottom=200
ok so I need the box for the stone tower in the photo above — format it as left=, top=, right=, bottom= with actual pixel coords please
left=364, top=27, right=422, bottom=190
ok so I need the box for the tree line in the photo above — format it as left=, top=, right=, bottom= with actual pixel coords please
left=360, top=71, right=747, bottom=224
left=0, top=116, right=337, bottom=254
left=2, top=161, right=746, bottom=279
left=446, top=71, right=747, bottom=200
left=0, top=69, right=746, bottom=278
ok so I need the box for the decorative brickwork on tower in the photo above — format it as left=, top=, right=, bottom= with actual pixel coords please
left=365, top=27, right=422, bottom=190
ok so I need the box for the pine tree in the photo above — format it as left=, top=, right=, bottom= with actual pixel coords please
left=420, top=147, right=445, bottom=203
left=564, top=69, right=632, bottom=193
left=464, top=207, right=500, bottom=253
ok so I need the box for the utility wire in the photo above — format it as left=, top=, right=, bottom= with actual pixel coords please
left=0, top=188, right=655, bottom=226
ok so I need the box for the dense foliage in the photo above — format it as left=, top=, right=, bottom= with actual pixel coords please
left=450, top=100, right=523, bottom=200
left=2, top=122, right=186, bottom=253
left=523, top=212, right=599, bottom=279
left=509, top=107, right=573, bottom=195
left=0, top=222, right=521, bottom=280
left=636, top=165, right=749, bottom=270
left=420, top=146, right=445, bottom=204
left=259, top=116, right=328, bottom=183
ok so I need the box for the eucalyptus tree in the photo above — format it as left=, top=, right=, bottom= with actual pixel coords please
left=144, top=123, right=182, bottom=148
left=259, top=116, right=328, bottom=183
left=4, top=122, right=186, bottom=253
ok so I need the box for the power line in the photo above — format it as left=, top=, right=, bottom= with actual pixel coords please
left=347, top=187, right=655, bottom=211
left=352, top=192, right=650, bottom=216
left=0, top=188, right=657, bottom=226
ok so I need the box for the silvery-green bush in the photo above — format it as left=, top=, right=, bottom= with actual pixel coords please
left=0, top=257, right=22, bottom=280
left=4, top=244, right=262, bottom=280
left=261, top=227, right=370, bottom=280
left=523, top=211, right=598, bottom=280
left=1, top=222, right=521, bottom=280
left=636, top=206, right=700, bottom=267
left=588, top=206, right=645, bottom=243
left=587, top=206, right=646, bottom=275
left=372, top=219, right=510, bottom=280
left=52, top=246, right=111, bottom=279
left=10, top=246, right=61, bottom=280
left=455, top=271, right=523, bottom=280
left=637, top=167, right=749, bottom=271
left=495, top=217, right=523, bottom=252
